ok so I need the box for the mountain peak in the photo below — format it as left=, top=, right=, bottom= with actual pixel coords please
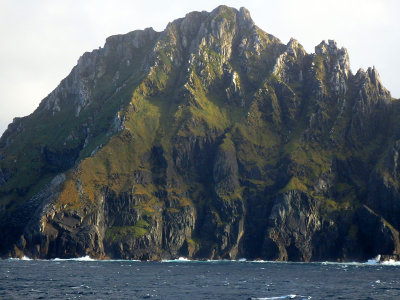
left=238, top=7, right=254, bottom=28
left=286, top=38, right=306, bottom=58
left=315, top=39, right=347, bottom=56
left=239, top=6, right=251, bottom=18
left=314, top=39, right=350, bottom=79
left=206, top=5, right=255, bottom=31
left=354, top=66, right=392, bottom=101
left=367, top=66, right=383, bottom=87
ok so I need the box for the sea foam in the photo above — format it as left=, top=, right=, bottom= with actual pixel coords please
left=6, top=256, right=32, bottom=261
left=161, top=257, right=195, bottom=262
left=53, top=255, right=95, bottom=261
left=250, top=295, right=311, bottom=300
left=381, top=259, right=400, bottom=266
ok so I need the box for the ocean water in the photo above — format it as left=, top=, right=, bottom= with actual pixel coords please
left=1, top=257, right=399, bottom=299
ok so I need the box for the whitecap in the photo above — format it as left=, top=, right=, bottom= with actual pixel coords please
left=365, top=255, right=400, bottom=266
left=52, top=255, right=94, bottom=261
left=6, top=257, right=21, bottom=261
left=72, top=255, right=95, bottom=261
left=366, top=255, right=381, bottom=264
left=49, top=257, right=140, bottom=262
left=381, top=259, right=400, bottom=266
left=177, top=256, right=189, bottom=261
left=161, top=257, right=197, bottom=262
left=250, top=260, right=268, bottom=263
left=250, top=295, right=298, bottom=300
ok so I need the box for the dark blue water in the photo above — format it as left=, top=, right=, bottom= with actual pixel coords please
left=1, top=258, right=399, bottom=299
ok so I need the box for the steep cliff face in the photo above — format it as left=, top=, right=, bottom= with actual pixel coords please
left=1, top=6, right=399, bottom=261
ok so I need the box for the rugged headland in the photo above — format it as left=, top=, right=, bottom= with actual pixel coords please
left=1, top=6, right=400, bottom=261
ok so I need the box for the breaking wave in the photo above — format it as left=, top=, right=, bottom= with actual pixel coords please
left=250, top=295, right=311, bottom=300
left=4, top=254, right=400, bottom=266
left=52, top=255, right=95, bottom=261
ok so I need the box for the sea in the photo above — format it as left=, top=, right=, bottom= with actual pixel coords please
left=1, top=257, right=399, bottom=299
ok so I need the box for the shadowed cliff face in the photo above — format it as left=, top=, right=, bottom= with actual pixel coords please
left=1, top=5, right=400, bottom=261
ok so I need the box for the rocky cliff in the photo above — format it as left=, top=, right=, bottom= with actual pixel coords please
left=1, top=6, right=400, bottom=261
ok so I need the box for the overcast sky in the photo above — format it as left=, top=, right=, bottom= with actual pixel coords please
left=0, top=0, right=399, bottom=135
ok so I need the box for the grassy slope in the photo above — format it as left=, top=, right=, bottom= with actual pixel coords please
left=0, top=31, right=157, bottom=211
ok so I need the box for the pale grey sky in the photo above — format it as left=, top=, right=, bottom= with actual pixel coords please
left=0, top=0, right=399, bottom=135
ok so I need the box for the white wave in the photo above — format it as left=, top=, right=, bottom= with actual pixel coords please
left=5, top=255, right=399, bottom=266
left=6, top=256, right=32, bottom=261
left=253, top=296, right=312, bottom=300
left=249, top=260, right=289, bottom=264
left=161, top=257, right=196, bottom=262
left=53, top=255, right=95, bottom=261
left=381, top=259, right=400, bottom=266
left=208, top=258, right=400, bottom=267
left=365, top=254, right=400, bottom=266
left=366, top=255, right=381, bottom=264
left=251, top=295, right=299, bottom=300
left=177, top=256, right=189, bottom=261
left=72, top=255, right=95, bottom=261
left=318, top=257, right=400, bottom=267
left=320, top=261, right=362, bottom=266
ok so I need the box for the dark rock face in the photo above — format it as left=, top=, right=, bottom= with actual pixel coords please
left=263, top=191, right=321, bottom=261
left=0, top=168, right=9, bottom=187
left=213, top=140, right=240, bottom=194
left=43, top=145, right=83, bottom=171
left=1, top=5, right=400, bottom=261
left=356, top=206, right=400, bottom=258
left=367, top=141, right=400, bottom=230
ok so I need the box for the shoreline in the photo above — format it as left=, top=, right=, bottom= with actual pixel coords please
left=2, top=255, right=400, bottom=265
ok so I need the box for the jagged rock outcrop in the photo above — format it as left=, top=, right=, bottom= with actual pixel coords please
left=263, top=191, right=321, bottom=261
left=1, top=5, right=399, bottom=261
